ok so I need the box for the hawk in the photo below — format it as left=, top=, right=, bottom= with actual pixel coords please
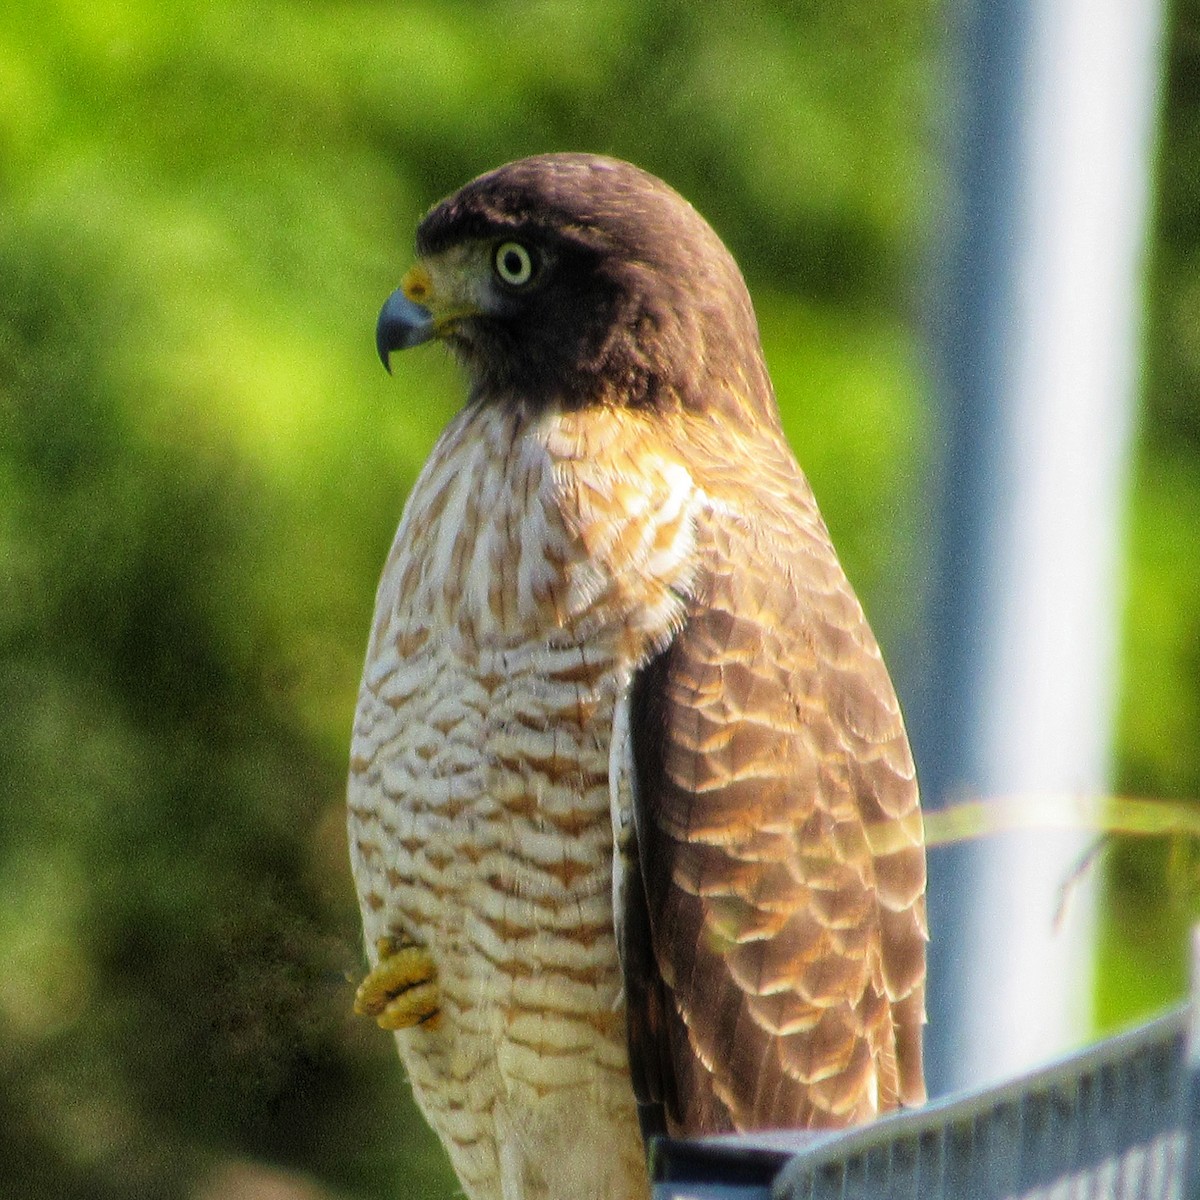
left=349, top=153, right=926, bottom=1200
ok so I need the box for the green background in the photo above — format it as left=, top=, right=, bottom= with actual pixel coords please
left=1, top=2, right=1196, bottom=1197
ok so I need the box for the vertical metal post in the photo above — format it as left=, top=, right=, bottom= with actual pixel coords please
left=914, top=0, right=1164, bottom=1094
left=1185, top=928, right=1200, bottom=1195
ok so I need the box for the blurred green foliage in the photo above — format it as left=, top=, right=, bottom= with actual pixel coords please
left=0, top=1, right=1194, bottom=1197
left=1098, top=0, right=1200, bottom=1029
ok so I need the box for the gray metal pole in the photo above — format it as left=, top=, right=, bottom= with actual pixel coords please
left=914, top=0, right=1164, bottom=1094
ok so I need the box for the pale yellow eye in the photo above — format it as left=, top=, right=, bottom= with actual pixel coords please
left=493, top=241, right=535, bottom=287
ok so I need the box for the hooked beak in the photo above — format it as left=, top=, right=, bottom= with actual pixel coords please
left=375, top=260, right=484, bottom=372
left=375, top=264, right=436, bottom=371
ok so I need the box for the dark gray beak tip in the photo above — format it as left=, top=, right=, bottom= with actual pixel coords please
left=376, top=289, right=434, bottom=370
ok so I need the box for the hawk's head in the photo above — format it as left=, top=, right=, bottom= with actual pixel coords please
left=376, top=153, right=775, bottom=421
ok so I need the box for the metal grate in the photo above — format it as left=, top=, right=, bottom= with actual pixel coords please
left=651, top=1001, right=1200, bottom=1200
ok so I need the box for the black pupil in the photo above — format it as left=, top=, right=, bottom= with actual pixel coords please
left=503, top=249, right=525, bottom=278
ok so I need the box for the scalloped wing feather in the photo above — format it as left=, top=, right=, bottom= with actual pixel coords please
left=626, top=453, right=926, bottom=1133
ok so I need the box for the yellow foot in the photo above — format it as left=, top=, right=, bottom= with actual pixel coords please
left=354, top=936, right=441, bottom=1031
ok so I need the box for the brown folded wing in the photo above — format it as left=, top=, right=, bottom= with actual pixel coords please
left=625, top=477, right=926, bottom=1134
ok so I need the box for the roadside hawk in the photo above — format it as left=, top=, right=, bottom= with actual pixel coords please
left=348, top=153, right=926, bottom=1200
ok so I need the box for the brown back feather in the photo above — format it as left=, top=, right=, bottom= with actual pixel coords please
left=626, top=431, right=927, bottom=1133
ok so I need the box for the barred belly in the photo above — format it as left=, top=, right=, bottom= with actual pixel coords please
left=348, top=401, right=697, bottom=1200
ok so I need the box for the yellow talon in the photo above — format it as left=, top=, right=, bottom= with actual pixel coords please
left=354, top=936, right=441, bottom=1031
